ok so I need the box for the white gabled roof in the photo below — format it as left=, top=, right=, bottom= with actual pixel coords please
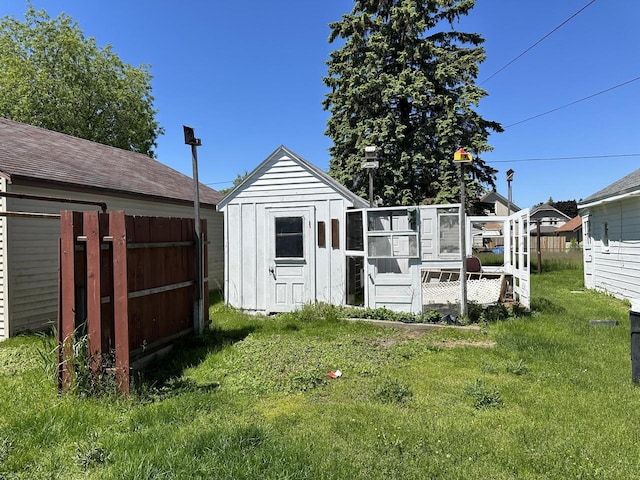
left=217, top=145, right=368, bottom=210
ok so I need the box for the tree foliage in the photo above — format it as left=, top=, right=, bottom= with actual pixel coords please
left=219, top=170, right=249, bottom=195
left=551, top=200, right=578, bottom=218
left=323, top=0, right=502, bottom=206
left=0, top=7, right=163, bottom=157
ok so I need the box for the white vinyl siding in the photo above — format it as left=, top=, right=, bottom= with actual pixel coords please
left=234, top=158, right=337, bottom=202
left=584, top=196, right=640, bottom=302
left=3, top=184, right=223, bottom=336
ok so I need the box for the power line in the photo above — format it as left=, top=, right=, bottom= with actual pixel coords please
left=480, top=0, right=596, bottom=85
left=504, top=75, right=640, bottom=128
left=205, top=180, right=234, bottom=185
left=487, top=153, right=640, bottom=164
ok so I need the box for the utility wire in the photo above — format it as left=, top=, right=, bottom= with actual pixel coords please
left=487, top=153, right=640, bottom=164
left=480, top=0, right=596, bottom=85
left=504, top=75, right=640, bottom=128
left=207, top=153, right=640, bottom=186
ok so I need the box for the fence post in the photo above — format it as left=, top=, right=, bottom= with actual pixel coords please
left=84, top=211, right=103, bottom=373
left=109, top=211, right=131, bottom=395
left=58, top=211, right=83, bottom=392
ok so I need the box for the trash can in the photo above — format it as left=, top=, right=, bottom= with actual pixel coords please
left=631, top=301, right=640, bottom=383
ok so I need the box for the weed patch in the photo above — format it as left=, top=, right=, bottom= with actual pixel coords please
left=465, top=379, right=503, bottom=409
left=374, top=378, right=413, bottom=404
left=506, top=359, right=529, bottom=376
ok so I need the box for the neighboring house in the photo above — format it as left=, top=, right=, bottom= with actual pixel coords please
left=0, top=118, right=223, bottom=339
left=578, top=168, right=640, bottom=302
left=479, top=191, right=520, bottom=216
left=218, top=146, right=531, bottom=314
left=555, top=216, right=582, bottom=245
left=470, top=192, right=520, bottom=252
left=530, top=203, right=571, bottom=236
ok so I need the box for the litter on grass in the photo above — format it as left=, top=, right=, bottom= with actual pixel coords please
left=326, top=370, right=342, bottom=379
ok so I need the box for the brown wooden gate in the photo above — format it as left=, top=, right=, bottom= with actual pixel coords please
left=58, top=210, right=208, bottom=394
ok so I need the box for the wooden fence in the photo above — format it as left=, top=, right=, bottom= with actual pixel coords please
left=58, top=210, right=208, bottom=394
left=537, top=236, right=569, bottom=253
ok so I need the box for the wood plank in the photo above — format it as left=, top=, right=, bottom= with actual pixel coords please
left=84, top=211, right=103, bottom=370
left=109, top=211, right=130, bottom=395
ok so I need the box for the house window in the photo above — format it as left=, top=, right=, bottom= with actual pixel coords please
left=367, top=234, right=418, bottom=258
left=275, top=217, right=303, bottom=258
left=375, top=258, right=409, bottom=274
left=346, top=210, right=364, bottom=251
left=602, top=222, right=609, bottom=252
left=365, top=208, right=419, bottom=259
left=438, top=211, right=460, bottom=254
left=583, top=218, right=590, bottom=246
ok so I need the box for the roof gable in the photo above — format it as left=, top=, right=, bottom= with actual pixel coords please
left=0, top=118, right=221, bottom=205
left=217, top=146, right=368, bottom=209
left=530, top=203, right=571, bottom=220
left=480, top=191, right=521, bottom=212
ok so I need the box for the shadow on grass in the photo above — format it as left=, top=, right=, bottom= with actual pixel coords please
left=132, top=291, right=255, bottom=399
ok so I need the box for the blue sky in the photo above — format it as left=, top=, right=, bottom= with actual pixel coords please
left=2, top=1, right=639, bottom=209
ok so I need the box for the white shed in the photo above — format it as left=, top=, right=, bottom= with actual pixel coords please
left=217, top=146, right=368, bottom=313
left=578, top=168, right=640, bottom=301
left=218, top=146, right=531, bottom=315
left=0, top=118, right=224, bottom=339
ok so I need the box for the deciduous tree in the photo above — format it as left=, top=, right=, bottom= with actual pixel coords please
left=0, top=7, right=163, bottom=157
left=323, top=0, right=502, bottom=206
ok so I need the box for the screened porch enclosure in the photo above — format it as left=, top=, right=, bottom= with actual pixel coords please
left=345, top=205, right=530, bottom=314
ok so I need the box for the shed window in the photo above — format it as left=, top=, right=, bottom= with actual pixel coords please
left=439, top=212, right=460, bottom=254
left=275, top=217, right=304, bottom=258
left=346, top=211, right=364, bottom=251
left=317, top=221, right=326, bottom=248
left=332, top=218, right=340, bottom=248
left=602, top=222, right=609, bottom=252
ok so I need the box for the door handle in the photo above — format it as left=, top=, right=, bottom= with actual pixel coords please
left=269, top=266, right=276, bottom=280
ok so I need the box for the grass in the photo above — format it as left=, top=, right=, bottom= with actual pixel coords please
left=1, top=255, right=639, bottom=478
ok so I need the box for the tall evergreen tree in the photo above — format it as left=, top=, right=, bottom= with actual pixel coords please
left=323, top=0, right=502, bottom=206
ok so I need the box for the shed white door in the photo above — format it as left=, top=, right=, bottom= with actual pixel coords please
left=267, top=208, right=315, bottom=313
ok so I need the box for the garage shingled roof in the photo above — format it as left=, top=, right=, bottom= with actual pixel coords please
left=0, top=118, right=221, bottom=206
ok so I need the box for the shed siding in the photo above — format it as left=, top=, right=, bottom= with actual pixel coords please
left=368, top=265, right=421, bottom=313
left=4, top=184, right=223, bottom=336
left=585, top=197, right=640, bottom=301
left=220, top=151, right=362, bottom=312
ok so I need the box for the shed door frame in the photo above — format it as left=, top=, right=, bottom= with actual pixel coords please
left=507, top=208, right=530, bottom=309
left=582, top=213, right=594, bottom=288
left=266, top=207, right=315, bottom=313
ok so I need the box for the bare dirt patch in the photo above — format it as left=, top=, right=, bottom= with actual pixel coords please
left=436, top=339, right=496, bottom=349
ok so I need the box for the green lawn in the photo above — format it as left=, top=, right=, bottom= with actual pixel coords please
left=1, top=263, right=638, bottom=479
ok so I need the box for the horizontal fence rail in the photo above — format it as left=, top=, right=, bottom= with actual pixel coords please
left=58, top=210, right=208, bottom=394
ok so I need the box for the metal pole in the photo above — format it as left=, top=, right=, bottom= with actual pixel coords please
left=184, top=126, right=204, bottom=335
left=368, top=169, right=374, bottom=207
left=459, top=163, right=468, bottom=318
left=536, top=219, right=542, bottom=275
left=364, top=146, right=378, bottom=207
left=191, top=144, right=204, bottom=334
left=507, top=180, right=512, bottom=217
